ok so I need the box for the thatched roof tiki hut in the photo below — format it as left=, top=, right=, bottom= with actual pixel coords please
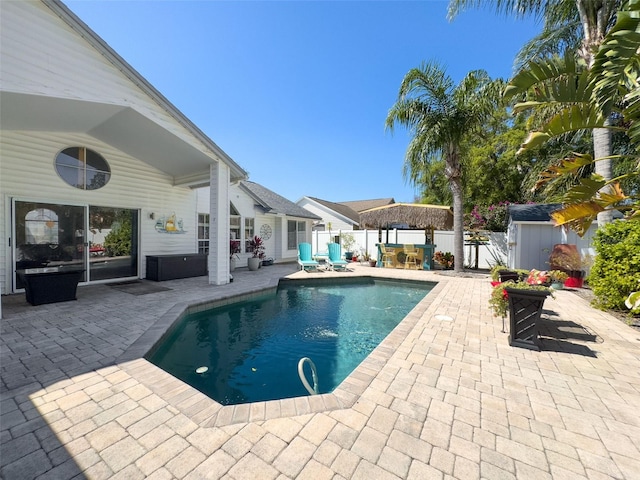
left=359, top=203, right=453, bottom=243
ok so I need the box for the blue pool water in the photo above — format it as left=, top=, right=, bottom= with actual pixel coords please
left=146, top=279, right=433, bottom=405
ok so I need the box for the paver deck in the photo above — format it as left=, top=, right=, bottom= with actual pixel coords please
left=1, top=263, right=639, bottom=479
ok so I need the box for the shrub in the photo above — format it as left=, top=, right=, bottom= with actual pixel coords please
left=433, top=251, right=454, bottom=269
left=103, top=216, right=131, bottom=256
left=549, top=270, right=569, bottom=283
left=589, top=221, right=640, bottom=312
left=489, top=280, right=552, bottom=317
left=464, top=202, right=511, bottom=232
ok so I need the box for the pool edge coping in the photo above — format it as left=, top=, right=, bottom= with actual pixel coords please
left=116, top=274, right=447, bottom=427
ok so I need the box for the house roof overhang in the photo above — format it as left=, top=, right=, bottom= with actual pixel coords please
left=0, top=91, right=246, bottom=187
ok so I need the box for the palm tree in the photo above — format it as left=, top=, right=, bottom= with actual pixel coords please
left=513, top=0, right=640, bottom=232
left=448, top=0, right=622, bottom=225
left=386, top=62, right=502, bottom=273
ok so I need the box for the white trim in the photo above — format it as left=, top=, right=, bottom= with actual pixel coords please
left=40, top=0, right=248, bottom=183
left=298, top=197, right=358, bottom=227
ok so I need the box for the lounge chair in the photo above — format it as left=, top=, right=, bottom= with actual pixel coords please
left=298, top=243, right=320, bottom=271
left=327, top=243, right=349, bottom=271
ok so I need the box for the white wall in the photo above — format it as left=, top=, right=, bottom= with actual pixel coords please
left=1, top=1, right=214, bottom=160
left=297, top=197, right=354, bottom=230
left=1, top=131, right=197, bottom=293
left=197, top=187, right=312, bottom=265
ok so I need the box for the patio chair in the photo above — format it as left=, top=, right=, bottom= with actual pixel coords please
left=327, top=243, right=349, bottom=271
left=380, top=244, right=395, bottom=268
left=403, top=244, right=420, bottom=269
left=297, top=243, right=320, bottom=272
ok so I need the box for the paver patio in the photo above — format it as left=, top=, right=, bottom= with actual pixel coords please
left=1, top=263, right=639, bottom=479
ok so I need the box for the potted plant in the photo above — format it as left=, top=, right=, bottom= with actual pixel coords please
left=548, top=244, right=585, bottom=288
left=362, top=251, right=377, bottom=267
left=340, top=233, right=355, bottom=261
left=489, top=265, right=529, bottom=283
left=549, top=270, right=568, bottom=289
left=525, top=269, right=551, bottom=286
left=229, top=239, right=241, bottom=272
left=489, top=280, right=553, bottom=351
left=433, top=251, right=454, bottom=270
left=247, top=236, right=265, bottom=271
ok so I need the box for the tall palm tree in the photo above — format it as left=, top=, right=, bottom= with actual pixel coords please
left=448, top=0, right=622, bottom=225
left=510, top=0, right=640, bottom=233
left=386, top=62, right=501, bottom=273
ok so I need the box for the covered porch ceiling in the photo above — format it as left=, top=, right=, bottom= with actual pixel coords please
left=0, top=91, right=246, bottom=186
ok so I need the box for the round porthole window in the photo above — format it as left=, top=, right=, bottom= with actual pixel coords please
left=55, top=147, right=111, bottom=190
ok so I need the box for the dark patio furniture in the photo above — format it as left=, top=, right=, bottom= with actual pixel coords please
left=17, top=267, right=84, bottom=306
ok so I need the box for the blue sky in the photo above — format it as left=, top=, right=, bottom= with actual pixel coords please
left=66, top=0, right=540, bottom=204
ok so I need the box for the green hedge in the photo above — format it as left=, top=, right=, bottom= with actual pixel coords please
left=589, top=220, right=640, bottom=312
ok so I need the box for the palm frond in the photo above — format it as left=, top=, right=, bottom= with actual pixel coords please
left=504, top=53, right=584, bottom=101
left=514, top=22, right=582, bottom=69
left=591, top=0, right=640, bottom=144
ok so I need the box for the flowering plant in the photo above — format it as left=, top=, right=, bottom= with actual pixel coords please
left=464, top=202, right=512, bottom=232
left=489, top=280, right=553, bottom=317
left=526, top=269, right=550, bottom=286
left=230, top=239, right=241, bottom=259
left=249, top=236, right=265, bottom=259
left=433, top=251, right=454, bottom=269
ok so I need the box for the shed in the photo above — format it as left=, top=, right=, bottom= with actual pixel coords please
left=507, top=203, right=596, bottom=272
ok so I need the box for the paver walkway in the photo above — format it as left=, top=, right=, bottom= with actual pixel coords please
left=1, top=263, right=639, bottom=479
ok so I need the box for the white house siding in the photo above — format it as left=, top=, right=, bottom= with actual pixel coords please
left=0, top=130, right=197, bottom=293
left=296, top=198, right=354, bottom=231
left=1, top=1, right=217, bottom=164
left=198, top=187, right=313, bottom=264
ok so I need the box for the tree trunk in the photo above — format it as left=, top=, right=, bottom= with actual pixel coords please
left=593, top=125, right=613, bottom=226
left=450, top=177, right=464, bottom=273
left=580, top=5, right=613, bottom=227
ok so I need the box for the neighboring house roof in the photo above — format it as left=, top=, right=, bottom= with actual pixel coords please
left=240, top=181, right=321, bottom=220
left=360, top=203, right=453, bottom=230
left=508, top=204, right=563, bottom=223
left=339, top=198, right=395, bottom=213
left=0, top=0, right=247, bottom=187
left=305, top=197, right=361, bottom=225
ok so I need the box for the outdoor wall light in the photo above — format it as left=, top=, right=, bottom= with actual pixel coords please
left=149, top=212, right=155, bottom=220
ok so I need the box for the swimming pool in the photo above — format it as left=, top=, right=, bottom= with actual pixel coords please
left=146, top=278, right=434, bottom=405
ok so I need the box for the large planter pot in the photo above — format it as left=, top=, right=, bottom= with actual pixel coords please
left=247, top=257, right=261, bottom=271
left=505, top=287, right=550, bottom=351
left=344, top=251, right=353, bottom=261
left=230, top=258, right=237, bottom=272
left=564, top=270, right=584, bottom=288
left=498, top=270, right=528, bottom=283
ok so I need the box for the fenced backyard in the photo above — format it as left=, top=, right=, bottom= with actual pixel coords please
left=311, top=229, right=508, bottom=270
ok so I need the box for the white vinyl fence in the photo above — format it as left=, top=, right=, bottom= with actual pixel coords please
left=311, top=229, right=508, bottom=270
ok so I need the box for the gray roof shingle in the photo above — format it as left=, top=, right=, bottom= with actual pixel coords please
left=241, top=181, right=321, bottom=220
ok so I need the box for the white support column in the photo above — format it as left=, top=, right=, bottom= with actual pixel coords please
left=209, top=162, right=230, bottom=285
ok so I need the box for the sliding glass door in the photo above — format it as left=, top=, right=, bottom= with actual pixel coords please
left=13, top=201, right=138, bottom=290
left=88, top=206, right=138, bottom=281
left=14, top=201, right=86, bottom=289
